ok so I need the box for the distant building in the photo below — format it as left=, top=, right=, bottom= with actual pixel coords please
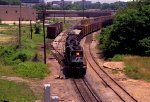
left=0, top=5, right=37, bottom=22
left=51, top=1, right=61, bottom=5
left=74, top=0, right=92, bottom=5
left=49, top=0, right=72, bottom=7
left=22, top=0, right=44, bottom=3
left=21, top=0, right=44, bottom=6
left=64, top=1, right=72, bottom=5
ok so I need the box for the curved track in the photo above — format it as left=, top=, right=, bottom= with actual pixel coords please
left=84, top=34, right=138, bottom=102
left=48, top=21, right=103, bottom=102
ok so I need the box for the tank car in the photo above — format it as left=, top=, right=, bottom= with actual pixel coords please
left=64, top=32, right=86, bottom=78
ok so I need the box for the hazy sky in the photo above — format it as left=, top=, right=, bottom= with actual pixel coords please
left=45, top=0, right=131, bottom=3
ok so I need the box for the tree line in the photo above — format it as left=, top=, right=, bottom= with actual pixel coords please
left=33, top=1, right=127, bottom=10
left=0, top=0, right=20, bottom=5
left=99, top=0, right=150, bottom=57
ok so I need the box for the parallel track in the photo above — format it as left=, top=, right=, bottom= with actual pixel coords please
left=48, top=22, right=103, bottom=102
left=71, top=78, right=102, bottom=102
left=84, top=34, right=138, bottom=102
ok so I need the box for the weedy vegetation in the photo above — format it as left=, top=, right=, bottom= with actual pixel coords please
left=0, top=79, right=37, bottom=102
left=0, top=24, right=50, bottom=79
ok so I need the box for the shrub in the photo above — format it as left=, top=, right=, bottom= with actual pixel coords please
left=124, top=65, right=141, bottom=79
left=34, top=24, right=41, bottom=34
left=14, top=62, right=49, bottom=79
left=111, top=54, right=124, bottom=61
left=138, top=37, right=150, bottom=55
left=13, top=51, right=29, bottom=62
left=22, top=38, right=37, bottom=50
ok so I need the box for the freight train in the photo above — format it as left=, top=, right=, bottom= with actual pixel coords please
left=48, top=15, right=113, bottom=77
left=64, top=31, right=87, bottom=78
left=63, top=15, right=113, bottom=77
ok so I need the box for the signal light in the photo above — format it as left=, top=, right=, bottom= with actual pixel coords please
left=76, top=52, right=80, bottom=56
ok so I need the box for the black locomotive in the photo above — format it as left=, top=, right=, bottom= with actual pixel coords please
left=64, top=32, right=86, bottom=78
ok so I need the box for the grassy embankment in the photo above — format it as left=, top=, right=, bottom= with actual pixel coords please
left=0, top=79, right=37, bottom=102
left=0, top=20, right=71, bottom=101
left=0, top=23, right=50, bottom=101
left=0, top=23, right=50, bottom=79
left=111, top=54, right=150, bottom=82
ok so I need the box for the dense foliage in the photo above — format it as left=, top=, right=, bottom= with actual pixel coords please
left=33, top=1, right=127, bottom=10
left=0, top=0, right=20, bottom=5
left=99, top=2, right=150, bottom=57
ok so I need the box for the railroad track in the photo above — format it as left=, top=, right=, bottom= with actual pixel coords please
left=84, top=34, right=138, bottom=102
left=48, top=21, right=103, bottom=102
left=71, top=78, right=102, bottom=102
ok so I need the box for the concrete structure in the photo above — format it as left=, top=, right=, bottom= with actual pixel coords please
left=0, top=5, right=37, bottom=22
left=38, top=10, right=112, bottom=18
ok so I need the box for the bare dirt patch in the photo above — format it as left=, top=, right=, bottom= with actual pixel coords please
left=103, top=62, right=125, bottom=70
left=0, top=34, right=16, bottom=43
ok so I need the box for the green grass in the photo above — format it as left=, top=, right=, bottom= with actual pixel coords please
left=0, top=24, right=17, bottom=35
left=14, top=62, right=49, bottom=79
left=0, top=24, right=50, bottom=79
left=0, top=65, right=17, bottom=76
left=0, top=79, right=37, bottom=102
left=111, top=54, right=124, bottom=61
left=123, top=56, right=150, bottom=81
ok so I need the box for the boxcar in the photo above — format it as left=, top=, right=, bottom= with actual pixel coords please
left=47, top=22, right=63, bottom=39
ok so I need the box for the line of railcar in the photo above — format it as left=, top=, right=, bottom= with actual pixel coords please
left=47, top=22, right=63, bottom=39
left=48, top=15, right=113, bottom=78
left=63, top=15, right=113, bottom=78
left=76, top=15, right=113, bottom=41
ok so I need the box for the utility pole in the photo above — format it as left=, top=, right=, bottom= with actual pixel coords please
left=62, top=0, right=65, bottom=23
left=30, top=20, right=32, bottom=39
left=82, top=0, right=85, bottom=19
left=19, top=0, right=22, bottom=48
left=43, top=3, right=47, bottom=64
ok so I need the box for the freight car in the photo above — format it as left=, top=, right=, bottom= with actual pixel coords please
left=47, top=22, right=63, bottom=39
left=76, top=15, right=113, bottom=41
left=64, top=31, right=86, bottom=78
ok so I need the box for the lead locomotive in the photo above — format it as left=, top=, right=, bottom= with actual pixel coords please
left=64, top=32, right=86, bottom=78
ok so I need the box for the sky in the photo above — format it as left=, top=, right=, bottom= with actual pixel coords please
left=45, top=0, right=131, bottom=3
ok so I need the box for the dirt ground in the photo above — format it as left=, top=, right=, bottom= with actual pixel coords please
left=90, top=33, right=150, bottom=102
